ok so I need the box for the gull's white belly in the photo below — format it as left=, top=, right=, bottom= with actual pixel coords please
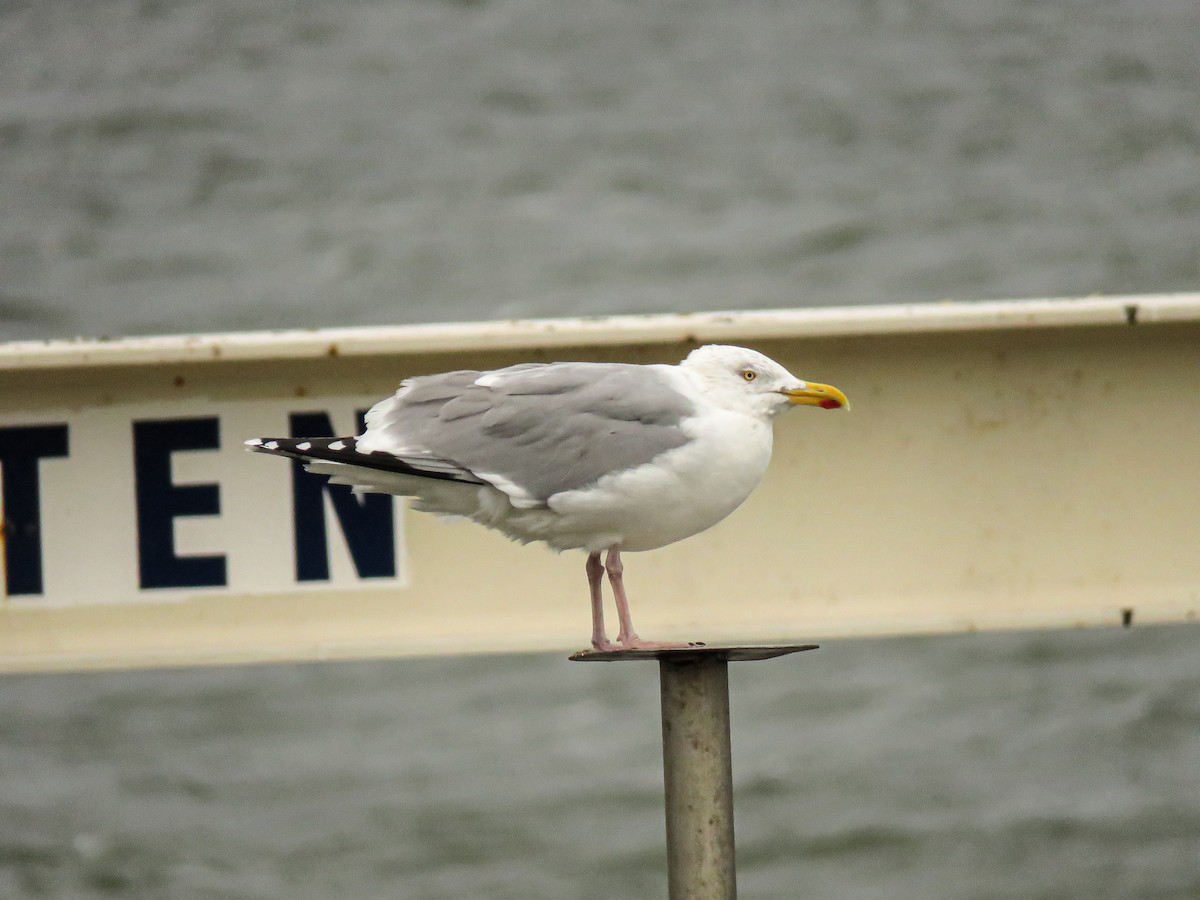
left=529, top=409, right=775, bottom=552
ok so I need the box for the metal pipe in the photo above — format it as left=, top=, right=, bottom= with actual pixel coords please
left=660, top=654, right=736, bottom=899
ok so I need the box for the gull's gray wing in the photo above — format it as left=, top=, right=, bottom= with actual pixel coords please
left=357, top=362, right=696, bottom=506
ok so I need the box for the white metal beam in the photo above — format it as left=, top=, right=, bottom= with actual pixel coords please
left=0, top=294, right=1196, bottom=672
left=0, top=293, right=1196, bottom=371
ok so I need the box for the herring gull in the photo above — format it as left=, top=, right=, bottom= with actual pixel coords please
left=246, top=345, right=847, bottom=651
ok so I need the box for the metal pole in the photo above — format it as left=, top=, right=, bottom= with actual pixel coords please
left=660, top=654, right=736, bottom=900
left=570, top=644, right=816, bottom=898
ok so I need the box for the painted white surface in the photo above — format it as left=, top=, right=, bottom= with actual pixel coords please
left=0, top=293, right=1196, bottom=370
left=0, top=296, right=1196, bottom=671
left=0, top=400, right=404, bottom=608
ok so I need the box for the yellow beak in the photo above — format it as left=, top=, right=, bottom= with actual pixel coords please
left=781, top=381, right=849, bottom=410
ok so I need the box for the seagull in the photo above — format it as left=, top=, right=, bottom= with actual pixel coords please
left=246, top=345, right=847, bottom=651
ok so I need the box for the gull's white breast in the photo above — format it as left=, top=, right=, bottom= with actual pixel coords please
left=528, top=405, right=775, bottom=553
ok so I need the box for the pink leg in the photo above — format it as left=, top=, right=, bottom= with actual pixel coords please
left=605, top=547, right=694, bottom=650
left=586, top=551, right=617, bottom=651
left=605, top=547, right=640, bottom=645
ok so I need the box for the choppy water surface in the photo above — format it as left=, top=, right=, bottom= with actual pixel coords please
left=1, top=628, right=1198, bottom=899
left=0, top=0, right=1198, bottom=897
left=1, top=0, right=1198, bottom=340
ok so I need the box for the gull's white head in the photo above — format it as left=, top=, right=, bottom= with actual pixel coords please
left=679, top=345, right=849, bottom=418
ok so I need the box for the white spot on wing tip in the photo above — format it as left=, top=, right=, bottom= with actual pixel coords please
left=296, top=441, right=312, bottom=451
left=245, top=438, right=263, bottom=447
left=328, top=440, right=347, bottom=451
left=263, top=440, right=279, bottom=450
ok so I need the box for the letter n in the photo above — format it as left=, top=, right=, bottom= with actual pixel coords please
left=290, top=412, right=396, bottom=582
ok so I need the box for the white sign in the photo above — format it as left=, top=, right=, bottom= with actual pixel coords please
left=0, top=399, right=407, bottom=606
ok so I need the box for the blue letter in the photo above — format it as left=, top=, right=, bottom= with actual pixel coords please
left=133, top=418, right=227, bottom=589
left=0, top=424, right=69, bottom=596
left=290, top=412, right=396, bottom=582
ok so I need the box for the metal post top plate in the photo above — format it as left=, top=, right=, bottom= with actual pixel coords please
left=569, top=643, right=818, bottom=663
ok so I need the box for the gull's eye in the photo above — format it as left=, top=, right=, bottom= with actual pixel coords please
left=741, top=369, right=756, bottom=382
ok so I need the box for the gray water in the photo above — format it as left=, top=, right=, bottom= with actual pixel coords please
left=2, top=629, right=1198, bottom=899
left=1, top=1, right=1199, bottom=897
left=2, top=0, right=1199, bottom=339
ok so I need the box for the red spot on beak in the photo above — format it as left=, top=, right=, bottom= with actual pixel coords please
left=818, top=398, right=842, bottom=409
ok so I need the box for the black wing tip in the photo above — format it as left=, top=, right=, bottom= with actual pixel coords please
left=244, top=435, right=484, bottom=486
